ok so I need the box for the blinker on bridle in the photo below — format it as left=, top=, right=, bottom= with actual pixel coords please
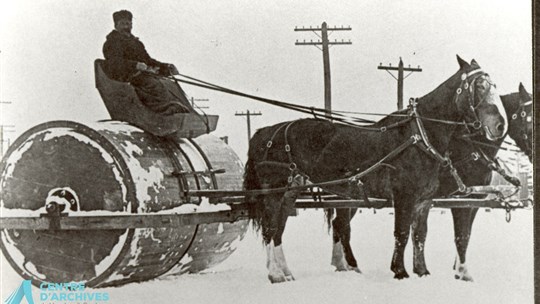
left=455, top=68, right=493, bottom=130
left=511, top=100, right=532, bottom=121
left=511, top=99, right=533, bottom=156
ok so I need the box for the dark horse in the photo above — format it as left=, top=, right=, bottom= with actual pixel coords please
left=244, top=56, right=508, bottom=282
left=411, top=83, right=532, bottom=281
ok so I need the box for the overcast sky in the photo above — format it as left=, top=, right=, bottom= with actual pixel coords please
left=0, top=0, right=532, bottom=160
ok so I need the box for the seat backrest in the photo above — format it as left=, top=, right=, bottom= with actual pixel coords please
left=94, top=59, right=140, bottom=119
left=94, top=59, right=218, bottom=137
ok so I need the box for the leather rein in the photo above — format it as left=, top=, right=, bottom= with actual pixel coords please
left=256, top=68, right=490, bottom=194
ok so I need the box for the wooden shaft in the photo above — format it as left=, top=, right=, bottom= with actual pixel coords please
left=0, top=197, right=527, bottom=230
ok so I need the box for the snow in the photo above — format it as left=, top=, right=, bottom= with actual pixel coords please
left=94, top=230, right=130, bottom=276
left=0, top=208, right=533, bottom=304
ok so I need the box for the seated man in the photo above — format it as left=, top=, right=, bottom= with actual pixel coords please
left=102, top=10, right=192, bottom=114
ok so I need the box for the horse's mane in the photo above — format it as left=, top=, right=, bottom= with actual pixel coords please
left=365, top=66, right=467, bottom=129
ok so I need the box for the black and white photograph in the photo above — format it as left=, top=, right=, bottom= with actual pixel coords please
left=0, top=1, right=534, bottom=303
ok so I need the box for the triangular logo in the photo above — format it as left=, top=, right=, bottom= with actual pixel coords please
left=4, top=280, right=34, bottom=304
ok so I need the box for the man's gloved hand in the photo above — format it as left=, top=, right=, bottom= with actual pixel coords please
left=167, top=64, right=179, bottom=75
left=147, top=66, right=160, bottom=74
left=136, top=62, right=148, bottom=71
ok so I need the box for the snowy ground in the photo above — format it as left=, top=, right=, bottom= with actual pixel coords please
left=1, top=208, right=533, bottom=304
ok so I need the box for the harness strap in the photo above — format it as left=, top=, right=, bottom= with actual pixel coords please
left=450, top=137, right=522, bottom=188
left=453, top=70, right=489, bottom=131
left=256, top=161, right=293, bottom=170
left=263, top=122, right=290, bottom=162
left=383, top=117, right=413, bottom=131
left=477, top=149, right=521, bottom=187
left=253, top=135, right=419, bottom=197
left=283, top=120, right=297, bottom=166
left=459, top=136, right=522, bottom=152
left=349, top=135, right=418, bottom=182
left=410, top=99, right=448, bottom=164
left=452, top=152, right=481, bottom=167
left=409, top=98, right=467, bottom=192
left=466, top=76, right=482, bottom=127
left=261, top=120, right=305, bottom=187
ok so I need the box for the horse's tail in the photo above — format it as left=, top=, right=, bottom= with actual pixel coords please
left=243, top=139, right=264, bottom=232
left=324, top=208, right=334, bottom=233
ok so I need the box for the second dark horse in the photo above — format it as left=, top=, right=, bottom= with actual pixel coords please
left=411, top=83, right=532, bottom=281
left=244, top=56, right=508, bottom=283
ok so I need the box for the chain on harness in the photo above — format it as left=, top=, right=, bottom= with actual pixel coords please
left=450, top=150, right=525, bottom=223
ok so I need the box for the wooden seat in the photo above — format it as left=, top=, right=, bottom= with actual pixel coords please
left=94, top=59, right=218, bottom=137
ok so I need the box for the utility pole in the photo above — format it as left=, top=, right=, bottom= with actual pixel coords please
left=190, top=97, right=209, bottom=110
left=235, top=110, right=261, bottom=143
left=295, top=22, right=352, bottom=116
left=378, top=57, right=422, bottom=110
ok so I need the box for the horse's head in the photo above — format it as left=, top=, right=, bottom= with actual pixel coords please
left=454, top=56, right=507, bottom=141
left=503, top=83, right=533, bottom=162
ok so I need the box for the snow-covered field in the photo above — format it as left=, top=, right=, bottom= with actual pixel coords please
left=1, top=208, right=533, bottom=304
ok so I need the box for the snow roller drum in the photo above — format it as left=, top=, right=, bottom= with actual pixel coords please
left=0, top=120, right=248, bottom=287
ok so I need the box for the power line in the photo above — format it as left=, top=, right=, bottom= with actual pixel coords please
left=378, top=57, right=422, bottom=110
left=295, top=22, right=352, bottom=117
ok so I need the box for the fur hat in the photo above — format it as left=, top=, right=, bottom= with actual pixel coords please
left=113, top=10, right=132, bottom=23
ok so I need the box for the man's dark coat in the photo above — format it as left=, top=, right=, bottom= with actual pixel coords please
left=102, top=30, right=169, bottom=82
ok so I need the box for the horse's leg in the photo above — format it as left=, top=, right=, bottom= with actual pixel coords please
left=391, top=199, right=414, bottom=279
left=452, top=208, right=479, bottom=282
left=261, top=192, right=288, bottom=283
left=411, top=201, right=432, bottom=277
left=272, top=189, right=299, bottom=281
left=331, top=208, right=361, bottom=273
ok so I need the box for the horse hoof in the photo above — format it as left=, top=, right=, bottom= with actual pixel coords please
left=393, top=271, right=409, bottom=280
left=334, top=266, right=362, bottom=273
left=417, top=271, right=431, bottom=278
left=454, top=265, right=474, bottom=282
left=268, top=275, right=287, bottom=284
left=414, top=269, right=431, bottom=277
left=285, top=275, right=295, bottom=281
left=454, top=274, right=474, bottom=282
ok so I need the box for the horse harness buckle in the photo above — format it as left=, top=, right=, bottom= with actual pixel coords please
left=411, top=134, right=422, bottom=144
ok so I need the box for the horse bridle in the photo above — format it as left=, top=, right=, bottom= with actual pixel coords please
left=408, top=68, right=497, bottom=192
left=454, top=69, right=495, bottom=131
left=451, top=82, right=532, bottom=189
left=510, top=99, right=533, bottom=157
